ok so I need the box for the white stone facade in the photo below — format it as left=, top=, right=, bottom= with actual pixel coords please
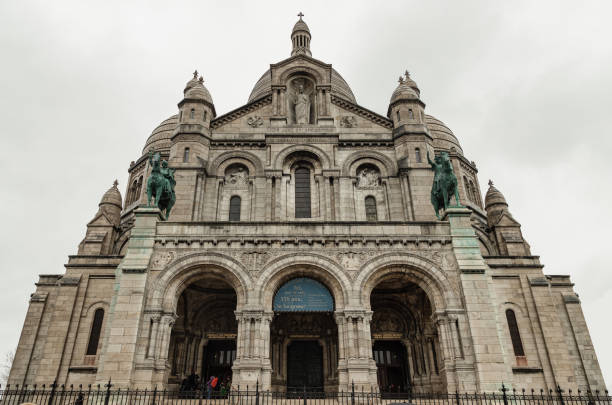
left=8, top=16, right=606, bottom=394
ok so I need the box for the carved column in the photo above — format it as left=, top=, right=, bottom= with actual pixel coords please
left=336, top=311, right=377, bottom=391
left=233, top=310, right=273, bottom=390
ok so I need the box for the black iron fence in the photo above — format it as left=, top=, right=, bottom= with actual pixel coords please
left=0, top=382, right=609, bottom=405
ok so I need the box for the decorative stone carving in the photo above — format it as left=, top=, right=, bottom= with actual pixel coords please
left=290, top=79, right=312, bottom=124
left=339, top=115, right=357, bottom=128
left=357, top=166, right=381, bottom=188
left=224, top=165, right=249, bottom=186
left=241, top=251, right=271, bottom=269
left=247, top=116, right=264, bottom=128
left=151, top=250, right=176, bottom=268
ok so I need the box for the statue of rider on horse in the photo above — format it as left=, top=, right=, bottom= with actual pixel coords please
left=146, top=150, right=176, bottom=220
left=427, top=151, right=461, bottom=219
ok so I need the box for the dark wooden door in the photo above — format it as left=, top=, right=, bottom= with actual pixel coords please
left=287, top=340, right=323, bottom=390
left=373, top=340, right=409, bottom=393
left=203, top=340, right=236, bottom=384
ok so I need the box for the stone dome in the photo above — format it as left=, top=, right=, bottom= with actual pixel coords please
left=248, top=67, right=356, bottom=103
left=485, top=181, right=508, bottom=211
left=143, top=114, right=178, bottom=154
left=185, top=80, right=213, bottom=104
left=424, top=115, right=464, bottom=155
left=292, top=18, right=310, bottom=34
left=390, top=80, right=419, bottom=105
left=100, top=181, right=122, bottom=209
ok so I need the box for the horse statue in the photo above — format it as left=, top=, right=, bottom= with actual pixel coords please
left=146, top=150, right=176, bottom=220
left=427, top=151, right=461, bottom=219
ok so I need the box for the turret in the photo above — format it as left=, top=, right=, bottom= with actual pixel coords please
left=291, top=12, right=311, bottom=57
left=78, top=181, right=122, bottom=255
left=178, top=70, right=215, bottom=129
left=485, top=180, right=531, bottom=256
left=388, top=71, right=426, bottom=128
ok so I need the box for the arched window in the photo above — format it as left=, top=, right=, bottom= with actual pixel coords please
left=396, top=111, right=400, bottom=122
left=295, top=167, right=311, bottom=218
left=229, top=196, right=241, bottom=221
left=203, top=110, right=207, bottom=121
left=190, top=108, right=195, bottom=119
left=469, top=180, right=479, bottom=206
left=365, top=196, right=377, bottom=221
left=183, top=147, right=190, bottom=163
left=408, top=109, right=414, bottom=119
left=86, top=308, right=105, bottom=355
left=415, top=148, right=422, bottom=163
left=505, top=309, right=525, bottom=357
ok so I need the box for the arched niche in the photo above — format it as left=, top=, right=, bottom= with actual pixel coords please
left=287, top=76, right=316, bottom=125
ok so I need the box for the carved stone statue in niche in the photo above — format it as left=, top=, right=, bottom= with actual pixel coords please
left=290, top=79, right=313, bottom=124
left=224, top=165, right=248, bottom=186
left=357, top=166, right=381, bottom=188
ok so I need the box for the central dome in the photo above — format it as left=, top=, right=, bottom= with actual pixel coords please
left=248, top=67, right=357, bottom=104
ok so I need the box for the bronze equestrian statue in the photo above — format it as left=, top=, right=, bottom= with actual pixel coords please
left=146, top=150, right=176, bottom=219
left=427, top=151, right=461, bottom=219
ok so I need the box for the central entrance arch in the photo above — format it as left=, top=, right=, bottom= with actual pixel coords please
left=270, top=277, right=338, bottom=392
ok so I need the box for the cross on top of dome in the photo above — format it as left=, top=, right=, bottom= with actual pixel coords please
left=298, top=12, right=304, bottom=19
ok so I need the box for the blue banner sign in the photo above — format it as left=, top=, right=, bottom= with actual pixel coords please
left=273, top=278, right=334, bottom=312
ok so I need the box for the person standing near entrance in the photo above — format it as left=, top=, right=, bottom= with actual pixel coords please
left=206, top=375, right=217, bottom=399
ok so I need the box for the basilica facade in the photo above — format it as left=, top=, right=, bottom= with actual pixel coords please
left=8, top=16, right=606, bottom=394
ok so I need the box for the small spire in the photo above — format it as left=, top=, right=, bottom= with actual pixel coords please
left=488, top=179, right=494, bottom=187
left=192, top=70, right=198, bottom=79
left=405, top=70, right=410, bottom=79
left=198, top=75, right=204, bottom=83
left=113, top=179, right=119, bottom=187
left=297, top=11, right=304, bottom=20
left=398, top=76, right=404, bottom=84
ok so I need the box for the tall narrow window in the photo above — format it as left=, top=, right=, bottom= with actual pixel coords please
left=203, top=110, right=207, bottom=121
left=396, top=111, right=400, bottom=122
left=408, top=109, right=414, bottom=119
left=295, top=167, right=311, bottom=218
left=415, top=148, right=422, bottom=163
left=505, top=309, right=525, bottom=356
left=365, top=196, right=377, bottom=221
left=86, top=308, right=104, bottom=355
left=229, top=196, right=241, bottom=221
left=190, top=108, right=195, bottom=119
left=183, top=147, right=190, bottom=163
left=431, top=340, right=439, bottom=374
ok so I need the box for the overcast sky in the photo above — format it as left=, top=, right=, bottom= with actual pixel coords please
left=1, top=0, right=610, bottom=389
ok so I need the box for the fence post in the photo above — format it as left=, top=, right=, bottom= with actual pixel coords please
left=104, top=379, right=113, bottom=405
left=501, top=384, right=508, bottom=405
left=455, top=390, right=461, bottom=405
left=557, top=385, right=565, bottom=405
left=256, top=380, right=260, bottom=405
left=47, top=380, right=57, bottom=405
left=152, top=385, right=157, bottom=405
left=304, top=384, right=307, bottom=405
left=351, top=381, right=356, bottom=405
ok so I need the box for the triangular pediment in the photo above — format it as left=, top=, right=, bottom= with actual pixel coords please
left=494, top=211, right=521, bottom=227
left=332, top=96, right=393, bottom=130
left=210, top=95, right=273, bottom=130
left=87, top=211, right=114, bottom=227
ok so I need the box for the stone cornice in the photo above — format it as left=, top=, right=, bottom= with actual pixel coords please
left=331, top=95, right=393, bottom=129
left=211, top=95, right=272, bottom=129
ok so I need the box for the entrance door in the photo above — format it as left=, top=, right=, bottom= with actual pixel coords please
left=203, top=340, right=236, bottom=384
left=287, top=340, right=323, bottom=391
left=373, top=341, right=409, bottom=393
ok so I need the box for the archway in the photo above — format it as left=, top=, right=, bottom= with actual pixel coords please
left=269, top=277, right=338, bottom=393
left=166, top=275, right=238, bottom=392
left=370, top=273, right=444, bottom=394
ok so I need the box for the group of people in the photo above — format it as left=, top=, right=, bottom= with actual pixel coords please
left=179, top=373, right=232, bottom=398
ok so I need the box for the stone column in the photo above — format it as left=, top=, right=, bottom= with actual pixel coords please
left=95, top=206, right=164, bottom=387
left=232, top=310, right=273, bottom=390
left=336, top=311, right=377, bottom=391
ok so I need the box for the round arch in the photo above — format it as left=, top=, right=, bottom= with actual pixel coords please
left=278, top=66, right=326, bottom=85
left=255, top=253, right=351, bottom=311
left=150, top=252, right=253, bottom=314
left=273, top=144, right=331, bottom=171
left=356, top=252, right=459, bottom=312
left=209, top=150, right=265, bottom=177
left=342, top=151, right=397, bottom=177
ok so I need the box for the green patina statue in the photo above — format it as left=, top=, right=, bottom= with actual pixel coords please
left=427, top=151, right=461, bottom=219
left=146, top=150, right=176, bottom=219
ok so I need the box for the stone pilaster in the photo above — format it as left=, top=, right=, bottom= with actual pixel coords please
left=335, top=310, right=377, bottom=391
left=232, top=310, right=273, bottom=389
left=443, top=207, right=510, bottom=391
left=95, top=206, right=163, bottom=387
